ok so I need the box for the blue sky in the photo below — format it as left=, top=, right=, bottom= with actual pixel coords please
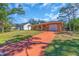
left=9, top=3, right=67, bottom=24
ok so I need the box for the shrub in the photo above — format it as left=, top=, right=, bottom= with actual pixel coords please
left=44, top=39, right=79, bottom=56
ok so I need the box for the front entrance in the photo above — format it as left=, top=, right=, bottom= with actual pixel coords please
left=49, top=24, right=57, bottom=32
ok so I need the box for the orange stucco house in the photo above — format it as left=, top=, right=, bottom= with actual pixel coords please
left=31, top=22, right=64, bottom=32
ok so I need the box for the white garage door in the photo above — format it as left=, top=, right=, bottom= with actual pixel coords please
left=49, top=24, right=57, bottom=32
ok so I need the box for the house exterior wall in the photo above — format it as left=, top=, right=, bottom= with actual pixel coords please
left=31, top=22, right=63, bottom=32
left=23, top=23, right=31, bottom=30
left=49, top=24, right=57, bottom=31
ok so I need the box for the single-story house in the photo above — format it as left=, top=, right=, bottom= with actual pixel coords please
left=16, top=23, right=31, bottom=30
left=31, top=22, right=64, bottom=32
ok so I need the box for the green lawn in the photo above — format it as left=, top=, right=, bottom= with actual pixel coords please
left=44, top=32, right=79, bottom=56
left=55, top=32, right=79, bottom=40
left=0, top=30, right=40, bottom=44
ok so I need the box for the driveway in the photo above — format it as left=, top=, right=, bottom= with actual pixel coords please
left=14, top=31, right=56, bottom=56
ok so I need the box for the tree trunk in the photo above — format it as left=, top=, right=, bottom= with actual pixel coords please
left=68, top=16, right=72, bottom=31
left=73, top=23, right=75, bottom=32
left=69, top=23, right=72, bottom=31
left=0, top=21, right=4, bottom=32
left=72, top=8, right=76, bottom=32
left=2, top=26, right=4, bottom=32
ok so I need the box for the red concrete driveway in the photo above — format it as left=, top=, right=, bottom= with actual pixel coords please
left=14, top=31, right=56, bottom=56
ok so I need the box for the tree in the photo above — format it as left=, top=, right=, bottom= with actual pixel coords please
left=28, top=18, right=38, bottom=25
left=28, top=18, right=46, bottom=25
left=58, top=3, right=79, bottom=31
left=69, top=18, right=79, bottom=31
left=58, top=6, right=72, bottom=31
left=35, top=19, right=46, bottom=24
left=0, top=3, right=25, bottom=32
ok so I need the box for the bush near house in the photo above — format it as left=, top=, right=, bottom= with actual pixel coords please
left=44, top=39, right=79, bottom=56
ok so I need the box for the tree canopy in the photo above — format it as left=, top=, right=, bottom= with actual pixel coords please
left=0, top=3, right=25, bottom=32
left=58, top=3, right=79, bottom=31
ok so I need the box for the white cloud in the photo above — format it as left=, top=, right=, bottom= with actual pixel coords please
left=42, top=3, right=49, bottom=7
left=20, top=18, right=29, bottom=23
left=41, top=18, right=49, bottom=21
left=45, top=13, right=54, bottom=18
left=40, top=3, right=51, bottom=8
left=50, top=13, right=60, bottom=21
left=45, top=13, right=59, bottom=21
left=33, top=18, right=48, bottom=21
left=61, top=3, right=66, bottom=7
left=51, top=7, right=57, bottom=12
left=29, top=3, right=37, bottom=7
left=23, top=18, right=28, bottom=22
left=31, top=17, right=49, bottom=21
left=33, top=18, right=39, bottom=21
left=51, top=3, right=66, bottom=12
left=15, top=3, right=20, bottom=8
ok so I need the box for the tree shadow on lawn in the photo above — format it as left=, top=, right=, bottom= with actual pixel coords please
left=0, top=37, right=49, bottom=56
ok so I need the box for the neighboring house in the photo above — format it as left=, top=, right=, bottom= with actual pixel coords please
left=23, top=23, right=31, bottom=30
left=15, top=23, right=31, bottom=30
left=10, top=27, right=16, bottom=31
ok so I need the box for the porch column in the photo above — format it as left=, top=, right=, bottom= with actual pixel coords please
left=57, top=24, right=61, bottom=32
left=56, top=24, right=59, bottom=32
left=41, top=25, right=43, bottom=31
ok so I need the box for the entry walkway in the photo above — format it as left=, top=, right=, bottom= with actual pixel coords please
left=14, top=31, right=56, bottom=56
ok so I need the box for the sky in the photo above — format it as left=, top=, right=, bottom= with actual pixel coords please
left=9, top=3, right=67, bottom=24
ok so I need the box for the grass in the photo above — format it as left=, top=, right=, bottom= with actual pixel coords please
left=0, top=30, right=40, bottom=44
left=55, top=32, right=79, bottom=40
left=44, top=31, right=79, bottom=56
left=45, top=39, right=79, bottom=56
